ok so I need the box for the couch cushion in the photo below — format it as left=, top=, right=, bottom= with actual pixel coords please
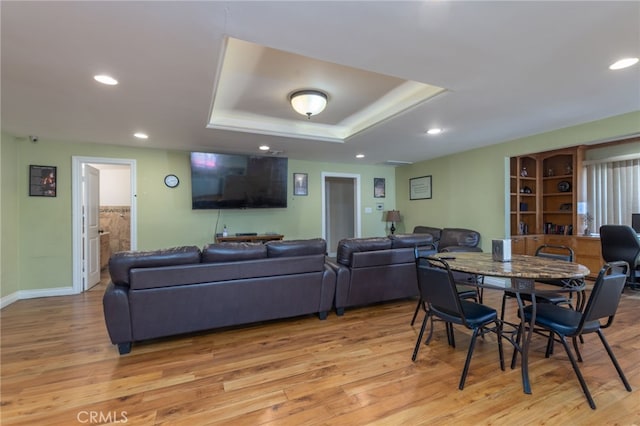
left=336, top=237, right=393, bottom=266
left=390, top=233, right=434, bottom=249
left=201, top=242, right=267, bottom=263
left=266, top=238, right=326, bottom=258
left=412, top=226, right=442, bottom=242
left=109, top=246, right=201, bottom=287
left=440, top=228, right=480, bottom=249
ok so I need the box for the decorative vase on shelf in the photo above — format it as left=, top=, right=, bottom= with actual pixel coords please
left=583, top=227, right=589, bottom=236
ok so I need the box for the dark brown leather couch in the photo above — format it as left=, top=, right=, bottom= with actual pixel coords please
left=327, top=234, right=435, bottom=315
left=103, top=238, right=335, bottom=354
left=412, top=226, right=482, bottom=252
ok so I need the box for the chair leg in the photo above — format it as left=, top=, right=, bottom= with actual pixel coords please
left=459, top=327, right=481, bottom=390
left=412, top=313, right=430, bottom=361
left=496, top=320, right=505, bottom=371
left=558, top=334, right=596, bottom=409
left=572, top=336, right=583, bottom=362
left=447, top=322, right=456, bottom=348
left=500, top=293, right=508, bottom=322
left=410, top=299, right=423, bottom=326
left=597, top=330, right=632, bottom=392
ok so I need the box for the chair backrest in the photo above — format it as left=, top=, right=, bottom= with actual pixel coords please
left=578, top=261, right=629, bottom=332
left=415, top=256, right=465, bottom=321
left=600, top=225, right=640, bottom=265
left=534, top=244, right=574, bottom=262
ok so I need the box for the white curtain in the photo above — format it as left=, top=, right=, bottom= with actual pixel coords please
left=585, top=158, right=640, bottom=232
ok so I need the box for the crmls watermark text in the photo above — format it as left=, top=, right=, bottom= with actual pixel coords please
left=76, top=411, right=128, bottom=424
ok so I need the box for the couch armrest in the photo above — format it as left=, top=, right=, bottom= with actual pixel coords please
left=325, top=258, right=350, bottom=315
left=102, top=282, right=133, bottom=351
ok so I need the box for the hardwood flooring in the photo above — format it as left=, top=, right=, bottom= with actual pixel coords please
left=1, top=280, right=639, bottom=425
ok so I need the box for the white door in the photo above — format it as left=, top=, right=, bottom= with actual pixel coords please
left=84, top=164, right=101, bottom=290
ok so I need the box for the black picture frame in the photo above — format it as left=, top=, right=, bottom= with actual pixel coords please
left=410, top=175, right=432, bottom=200
left=293, top=172, right=308, bottom=196
left=374, top=177, right=386, bottom=198
left=29, top=165, right=57, bottom=197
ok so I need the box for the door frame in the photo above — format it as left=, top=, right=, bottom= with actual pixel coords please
left=71, top=156, right=137, bottom=294
left=321, top=172, right=361, bottom=255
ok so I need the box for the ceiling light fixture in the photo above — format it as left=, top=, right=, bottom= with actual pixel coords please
left=289, top=90, right=328, bottom=119
left=94, top=74, right=118, bottom=85
left=356, top=154, right=365, bottom=159
left=609, top=57, right=639, bottom=70
left=133, top=132, right=148, bottom=139
left=427, top=128, right=442, bottom=135
left=259, top=145, right=270, bottom=151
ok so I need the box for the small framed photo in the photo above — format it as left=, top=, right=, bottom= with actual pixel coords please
left=293, top=173, right=308, bottom=196
left=29, top=165, right=57, bottom=197
left=410, top=175, right=432, bottom=200
left=374, top=177, right=386, bottom=198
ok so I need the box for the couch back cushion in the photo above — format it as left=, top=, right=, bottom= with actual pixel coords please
left=440, top=228, right=480, bottom=249
left=390, top=233, right=434, bottom=249
left=336, top=237, right=393, bottom=266
left=266, top=238, right=326, bottom=258
left=412, top=226, right=442, bottom=242
left=109, top=246, right=201, bottom=287
left=201, top=242, right=267, bottom=263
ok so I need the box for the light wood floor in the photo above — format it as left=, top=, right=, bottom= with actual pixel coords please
left=1, top=279, right=639, bottom=425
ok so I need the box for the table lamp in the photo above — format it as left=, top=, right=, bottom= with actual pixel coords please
left=386, top=210, right=401, bottom=235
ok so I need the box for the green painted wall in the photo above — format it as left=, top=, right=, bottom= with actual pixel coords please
left=0, top=136, right=395, bottom=296
left=395, top=111, right=640, bottom=251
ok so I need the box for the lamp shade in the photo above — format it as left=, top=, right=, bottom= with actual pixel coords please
left=386, top=210, right=401, bottom=223
left=290, top=90, right=327, bottom=118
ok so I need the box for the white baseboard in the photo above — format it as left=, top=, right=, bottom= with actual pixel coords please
left=1, top=286, right=77, bottom=309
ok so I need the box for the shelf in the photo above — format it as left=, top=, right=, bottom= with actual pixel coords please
left=542, top=175, right=572, bottom=180
left=543, top=192, right=573, bottom=197
left=543, top=211, right=572, bottom=214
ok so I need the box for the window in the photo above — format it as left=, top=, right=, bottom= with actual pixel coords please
left=584, top=155, right=640, bottom=232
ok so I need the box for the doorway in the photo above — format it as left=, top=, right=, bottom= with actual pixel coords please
left=322, top=173, right=361, bottom=256
left=72, top=156, right=137, bottom=294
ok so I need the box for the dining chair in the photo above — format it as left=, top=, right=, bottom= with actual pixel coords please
left=517, top=261, right=632, bottom=409
left=500, top=244, right=577, bottom=321
left=412, top=256, right=504, bottom=390
left=410, top=248, right=479, bottom=326
left=600, top=225, right=640, bottom=290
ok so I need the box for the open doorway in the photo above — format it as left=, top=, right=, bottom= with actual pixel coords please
left=322, top=172, right=361, bottom=256
left=72, top=156, right=137, bottom=294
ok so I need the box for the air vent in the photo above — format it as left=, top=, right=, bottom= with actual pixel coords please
left=382, top=160, right=413, bottom=166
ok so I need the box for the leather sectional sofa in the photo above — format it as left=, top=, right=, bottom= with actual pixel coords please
left=103, top=238, right=335, bottom=354
left=412, top=226, right=482, bottom=252
left=327, top=234, right=435, bottom=315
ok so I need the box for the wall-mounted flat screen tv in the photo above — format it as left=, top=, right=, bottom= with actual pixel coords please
left=190, top=152, right=288, bottom=209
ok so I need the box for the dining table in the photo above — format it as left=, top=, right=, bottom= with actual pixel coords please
left=432, top=251, right=590, bottom=394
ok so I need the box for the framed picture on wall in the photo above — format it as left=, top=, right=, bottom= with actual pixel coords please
left=293, top=173, right=308, bottom=196
left=374, top=177, right=386, bottom=198
left=29, top=165, right=57, bottom=197
left=410, top=175, right=432, bottom=200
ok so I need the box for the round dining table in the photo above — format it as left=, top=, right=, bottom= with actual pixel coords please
left=432, top=251, right=590, bottom=394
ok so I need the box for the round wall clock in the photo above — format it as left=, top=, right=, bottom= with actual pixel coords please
left=164, top=174, right=179, bottom=188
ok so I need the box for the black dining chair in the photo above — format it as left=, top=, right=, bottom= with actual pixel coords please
left=500, top=244, right=578, bottom=321
left=412, top=256, right=504, bottom=390
left=600, top=225, right=640, bottom=290
left=410, top=248, right=479, bottom=326
left=517, top=261, right=632, bottom=409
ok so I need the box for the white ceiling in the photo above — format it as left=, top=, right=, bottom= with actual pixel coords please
left=2, top=1, right=639, bottom=165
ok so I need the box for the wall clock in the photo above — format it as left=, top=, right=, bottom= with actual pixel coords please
left=164, top=174, right=179, bottom=188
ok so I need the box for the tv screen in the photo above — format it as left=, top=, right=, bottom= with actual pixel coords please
left=190, top=152, right=287, bottom=209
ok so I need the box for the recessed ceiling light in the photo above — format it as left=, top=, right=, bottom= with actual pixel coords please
left=133, top=132, right=148, bottom=139
left=94, top=74, right=118, bottom=85
left=427, top=128, right=442, bottom=135
left=356, top=154, right=365, bottom=159
left=259, top=145, right=270, bottom=151
left=609, top=57, right=639, bottom=70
